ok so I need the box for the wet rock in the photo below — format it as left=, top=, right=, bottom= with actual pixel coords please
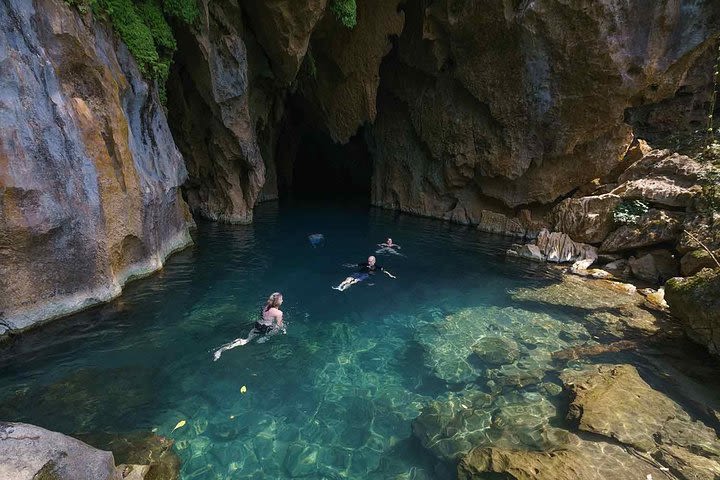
left=471, top=337, right=519, bottom=366
left=547, top=193, right=621, bottom=244
left=600, top=210, right=684, bottom=253
left=561, top=364, right=720, bottom=475
left=552, top=340, right=639, bottom=362
left=0, top=0, right=193, bottom=331
left=612, top=150, right=707, bottom=207
left=0, top=422, right=120, bottom=480
left=74, top=431, right=180, bottom=480
left=628, top=250, right=680, bottom=284
left=512, top=274, right=661, bottom=337
left=458, top=431, right=672, bottom=480
left=681, top=249, right=720, bottom=276
left=666, top=268, right=720, bottom=355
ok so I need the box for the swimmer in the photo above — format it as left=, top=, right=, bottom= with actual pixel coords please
left=213, top=292, right=285, bottom=361
left=376, top=237, right=404, bottom=256
left=332, top=256, right=396, bottom=291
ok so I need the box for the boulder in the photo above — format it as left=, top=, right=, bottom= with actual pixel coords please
left=537, top=230, right=598, bottom=263
left=561, top=364, right=720, bottom=469
left=477, top=210, right=526, bottom=237
left=458, top=433, right=672, bottom=480
left=678, top=213, right=720, bottom=254
left=666, top=268, right=720, bottom=355
left=0, top=422, right=121, bottom=480
left=628, top=249, right=679, bottom=284
left=471, top=337, right=519, bottom=366
left=547, top=193, right=621, bottom=244
left=680, top=249, right=720, bottom=276
left=613, top=150, right=706, bottom=207
left=600, top=210, right=684, bottom=253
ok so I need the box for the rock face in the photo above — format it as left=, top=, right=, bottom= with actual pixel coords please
left=600, top=210, right=684, bottom=253
left=367, top=0, right=720, bottom=222
left=167, top=1, right=266, bottom=223
left=0, top=422, right=121, bottom=480
left=547, top=194, right=621, bottom=244
left=666, top=268, right=720, bottom=355
left=0, top=0, right=193, bottom=332
left=613, top=150, right=706, bottom=207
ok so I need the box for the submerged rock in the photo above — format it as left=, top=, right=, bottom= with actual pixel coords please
left=471, top=337, right=519, bottom=367
left=666, top=268, right=720, bottom=355
left=512, top=274, right=660, bottom=337
left=458, top=432, right=672, bottom=480
left=0, top=422, right=120, bottom=480
left=561, top=364, right=720, bottom=476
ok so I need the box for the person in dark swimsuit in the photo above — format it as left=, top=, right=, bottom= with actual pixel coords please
left=213, top=292, right=285, bottom=361
left=332, top=256, right=396, bottom=291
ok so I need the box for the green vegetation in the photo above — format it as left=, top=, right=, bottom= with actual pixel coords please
left=613, top=200, right=650, bottom=225
left=331, top=0, right=357, bottom=29
left=64, top=0, right=199, bottom=102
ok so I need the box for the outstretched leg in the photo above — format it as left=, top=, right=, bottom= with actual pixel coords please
left=333, top=277, right=355, bottom=291
left=213, top=328, right=259, bottom=361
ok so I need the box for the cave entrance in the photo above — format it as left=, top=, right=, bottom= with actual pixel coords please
left=274, top=103, right=372, bottom=202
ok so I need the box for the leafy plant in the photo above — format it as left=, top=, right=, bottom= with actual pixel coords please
left=613, top=200, right=650, bottom=225
left=331, top=0, right=357, bottom=29
left=63, top=0, right=198, bottom=103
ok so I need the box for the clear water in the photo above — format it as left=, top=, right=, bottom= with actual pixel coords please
left=0, top=202, right=592, bottom=479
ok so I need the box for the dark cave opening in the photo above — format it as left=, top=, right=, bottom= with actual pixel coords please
left=274, top=101, right=373, bottom=202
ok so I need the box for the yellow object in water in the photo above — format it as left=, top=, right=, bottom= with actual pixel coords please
left=171, top=420, right=187, bottom=433
left=240, top=385, right=247, bottom=394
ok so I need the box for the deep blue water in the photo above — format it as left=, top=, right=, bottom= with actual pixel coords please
left=0, top=202, right=585, bottom=479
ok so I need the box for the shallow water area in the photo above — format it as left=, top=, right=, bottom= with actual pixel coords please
left=1, top=201, right=606, bottom=479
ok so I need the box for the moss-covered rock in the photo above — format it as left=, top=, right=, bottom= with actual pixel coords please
left=666, top=268, right=720, bottom=355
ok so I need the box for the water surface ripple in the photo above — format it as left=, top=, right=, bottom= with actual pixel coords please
left=1, top=202, right=582, bottom=479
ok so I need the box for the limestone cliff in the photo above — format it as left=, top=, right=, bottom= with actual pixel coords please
left=0, top=0, right=193, bottom=332
left=368, top=0, right=720, bottom=222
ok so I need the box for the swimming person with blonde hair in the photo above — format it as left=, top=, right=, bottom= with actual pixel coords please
left=213, top=292, right=285, bottom=361
left=332, top=256, right=396, bottom=291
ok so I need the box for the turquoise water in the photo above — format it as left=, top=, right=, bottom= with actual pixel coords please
left=0, top=202, right=590, bottom=479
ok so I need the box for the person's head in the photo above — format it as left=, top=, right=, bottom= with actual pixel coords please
left=265, top=292, right=283, bottom=311
left=387, top=238, right=393, bottom=245
left=368, top=256, right=376, bottom=266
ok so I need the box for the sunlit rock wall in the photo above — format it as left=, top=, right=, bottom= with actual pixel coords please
left=0, top=0, right=193, bottom=331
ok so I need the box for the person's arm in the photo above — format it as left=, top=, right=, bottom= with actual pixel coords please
left=343, top=262, right=360, bottom=268
left=275, top=309, right=286, bottom=332
left=382, top=269, right=396, bottom=279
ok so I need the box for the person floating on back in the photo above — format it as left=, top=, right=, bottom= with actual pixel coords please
left=376, top=237, right=403, bottom=256
left=332, top=256, right=396, bottom=291
left=213, top=292, right=286, bottom=361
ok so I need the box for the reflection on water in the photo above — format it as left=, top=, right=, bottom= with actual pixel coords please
left=1, top=201, right=584, bottom=479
